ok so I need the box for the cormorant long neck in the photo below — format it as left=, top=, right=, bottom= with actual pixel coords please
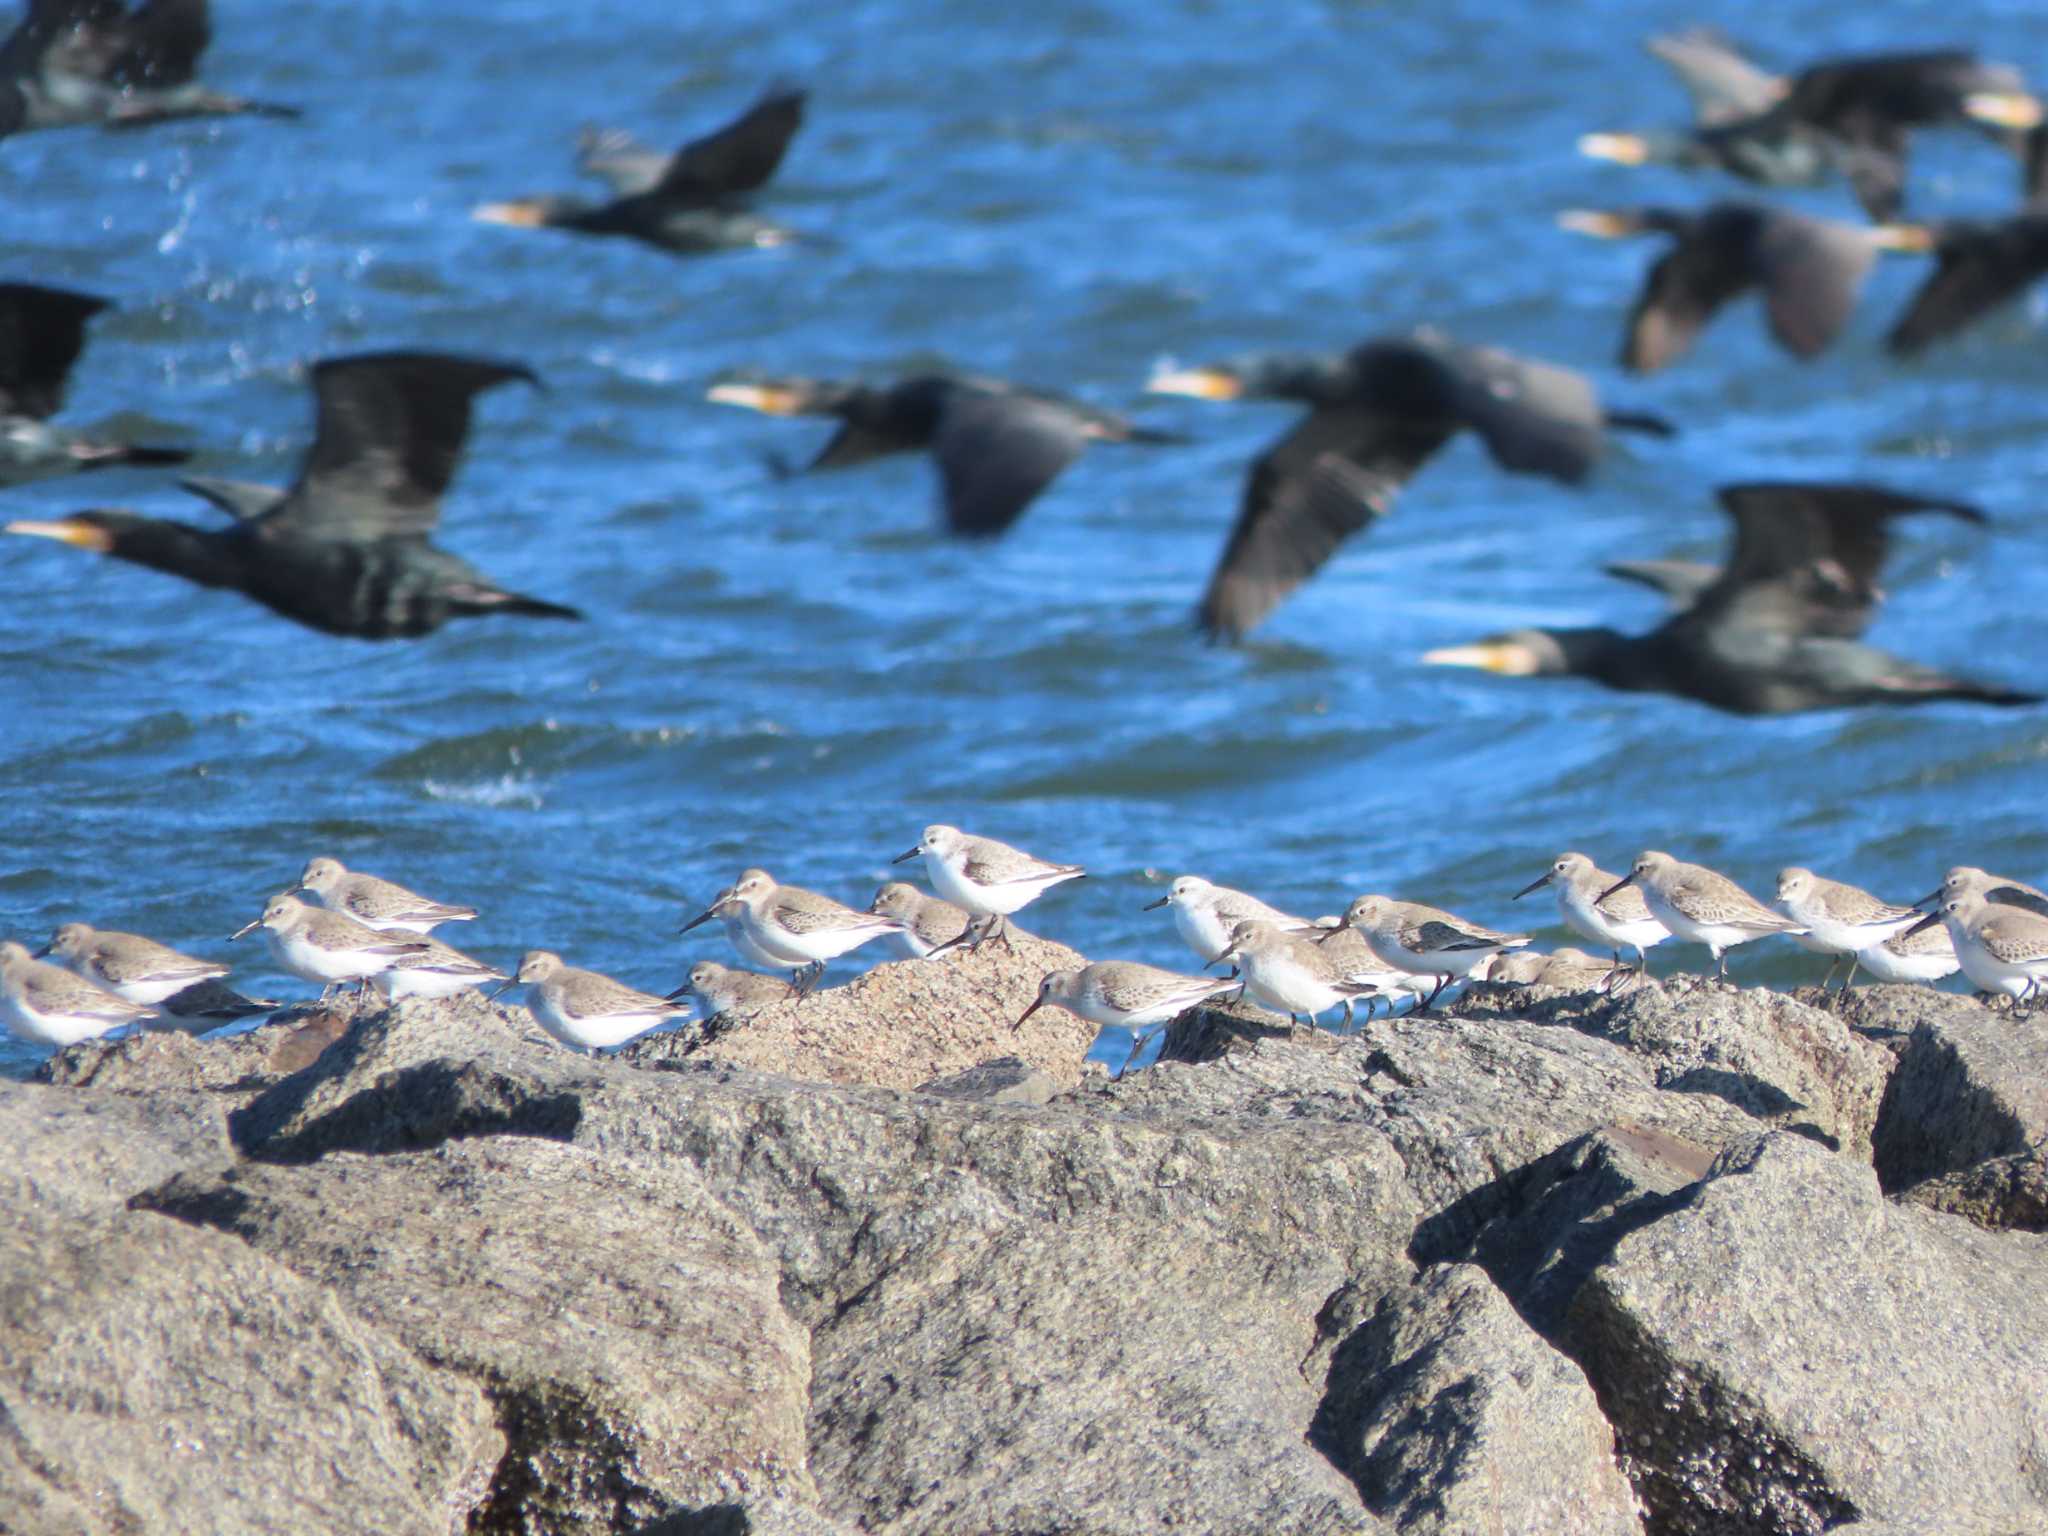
left=98, top=516, right=253, bottom=593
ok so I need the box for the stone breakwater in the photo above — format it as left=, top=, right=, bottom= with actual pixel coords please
left=4, top=936, right=2046, bottom=1535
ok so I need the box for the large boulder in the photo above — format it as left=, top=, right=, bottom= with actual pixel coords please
left=37, top=1008, right=349, bottom=1098
left=1564, top=1133, right=2048, bottom=1535
left=1869, top=995, right=2048, bottom=1192
left=0, top=1199, right=501, bottom=1536
left=0, top=1080, right=230, bottom=1214
left=1311, top=1263, right=1644, bottom=1536
left=144, top=1138, right=816, bottom=1535
left=627, top=936, right=1100, bottom=1090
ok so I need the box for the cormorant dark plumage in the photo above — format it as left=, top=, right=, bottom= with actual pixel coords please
left=706, top=371, right=1179, bottom=537
left=1146, top=331, right=1675, bottom=641
left=0, top=0, right=297, bottom=135
left=0, top=281, right=189, bottom=484
left=4, top=351, right=581, bottom=639
left=1560, top=201, right=1932, bottom=372
left=1424, top=482, right=2036, bottom=715
left=474, top=84, right=807, bottom=255
left=1581, top=30, right=1842, bottom=193
left=1888, top=127, right=2048, bottom=354
left=1585, top=43, right=2043, bottom=221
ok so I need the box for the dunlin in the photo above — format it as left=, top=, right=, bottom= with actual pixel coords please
left=1599, top=852, right=1802, bottom=976
left=895, top=825, right=1084, bottom=950
left=682, top=868, right=902, bottom=989
left=1331, top=895, right=1531, bottom=1009
left=1016, top=960, right=1240, bottom=1074
left=1916, top=866, right=2048, bottom=921
left=868, top=882, right=973, bottom=959
left=1485, top=947, right=1619, bottom=990
left=1904, top=891, right=2048, bottom=1002
left=1774, top=867, right=1920, bottom=990
left=230, top=893, right=432, bottom=1000
left=1210, top=920, right=1384, bottom=1029
left=1515, top=852, right=1669, bottom=974
left=668, top=959, right=800, bottom=1021
left=1, top=940, right=156, bottom=1048
left=294, top=856, right=478, bottom=934
left=497, top=950, right=689, bottom=1052
left=1144, top=875, right=1299, bottom=967
left=372, top=934, right=509, bottom=1000
left=37, top=921, right=230, bottom=1006
left=1856, top=919, right=1960, bottom=985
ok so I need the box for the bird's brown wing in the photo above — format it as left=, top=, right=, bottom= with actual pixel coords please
left=1196, top=405, right=1446, bottom=640
left=1755, top=212, right=1875, bottom=358
left=657, top=84, right=805, bottom=202
left=0, top=282, right=108, bottom=419
left=265, top=351, right=538, bottom=540
left=931, top=390, right=1089, bottom=536
left=1887, top=219, right=2048, bottom=355
left=1698, top=481, right=1985, bottom=639
left=1444, top=342, right=1607, bottom=483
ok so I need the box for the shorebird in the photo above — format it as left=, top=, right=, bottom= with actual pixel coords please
left=229, top=893, right=430, bottom=1001
left=1856, top=919, right=1960, bottom=985
left=1774, top=867, right=1921, bottom=990
left=1599, top=853, right=1803, bottom=976
left=895, top=825, right=1084, bottom=951
left=1915, top=866, right=2048, bottom=920
left=36, top=921, right=228, bottom=1006
left=1904, top=891, right=2048, bottom=1003
left=666, top=960, right=800, bottom=1021
left=1209, top=920, right=1385, bottom=1029
left=681, top=868, right=902, bottom=990
left=496, top=951, right=689, bottom=1052
left=1329, top=895, right=1531, bottom=1009
left=1144, top=875, right=1301, bottom=968
left=1514, top=852, right=1670, bottom=977
left=1485, top=947, right=1621, bottom=990
left=1015, top=961, right=1241, bottom=1075
left=0, top=939, right=155, bottom=1048
left=370, top=935, right=508, bottom=1001
left=868, top=882, right=973, bottom=959
left=293, top=856, right=478, bottom=934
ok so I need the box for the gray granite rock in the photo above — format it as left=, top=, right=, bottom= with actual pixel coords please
left=1870, top=995, right=2048, bottom=1191
left=1312, top=1263, right=1644, bottom=1535
left=144, top=1138, right=814, bottom=1535
left=0, top=1079, right=231, bottom=1214
left=1898, top=1148, right=2048, bottom=1233
left=0, top=1199, right=501, bottom=1536
left=1566, top=1133, right=2048, bottom=1535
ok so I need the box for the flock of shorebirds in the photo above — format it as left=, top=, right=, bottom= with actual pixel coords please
left=4, top=11, right=2048, bottom=712
left=6, top=826, right=2044, bottom=1072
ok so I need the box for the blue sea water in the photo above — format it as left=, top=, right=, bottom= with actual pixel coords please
left=5, top=0, right=2048, bottom=1077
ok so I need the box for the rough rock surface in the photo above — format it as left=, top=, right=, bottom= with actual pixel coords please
left=1868, top=994, right=2048, bottom=1191
left=1312, top=1263, right=1644, bottom=1535
left=37, top=1006, right=350, bottom=1096
left=625, top=936, right=1099, bottom=1089
left=145, top=1139, right=815, bottom=1535
left=10, top=968, right=2048, bottom=1534
left=1565, top=1133, right=2048, bottom=1536
left=0, top=1090, right=502, bottom=1536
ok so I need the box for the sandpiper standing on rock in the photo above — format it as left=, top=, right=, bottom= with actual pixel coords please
left=372, top=934, right=510, bottom=1000
left=0, top=940, right=156, bottom=1048
left=1330, top=895, right=1531, bottom=1010
left=895, top=825, right=1084, bottom=950
left=1916, top=866, right=2048, bottom=920
left=868, top=882, right=973, bottom=959
left=1211, top=920, right=1385, bottom=1029
left=1144, top=875, right=1301, bottom=967
left=496, top=951, right=690, bottom=1052
left=294, top=857, right=479, bottom=934
left=1016, top=960, right=1241, bottom=1076
left=668, top=960, right=801, bottom=1020
left=1904, top=892, right=2048, bottom=1003
left=1515, top=852, right=1670, bottom=976
left=1485, top=947, right=1621, bottom=990
left=36, top=922, right=230, bottom=1006
left=682, top=869, right=903, bottom=991
left=1599, top=853, right=1802, bottom=977
left=230, top=894, right=432, bottom=1002
left=1855, top=920, right=1960, bottom=985
left=1774, top=867, right=1921, bottom=991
